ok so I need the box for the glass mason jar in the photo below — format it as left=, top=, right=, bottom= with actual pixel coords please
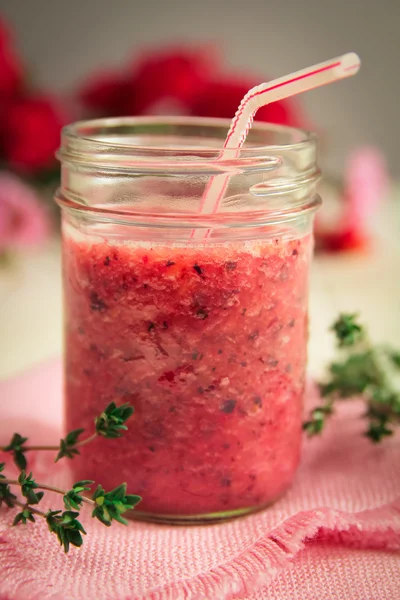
left=56, top=117, right=321, bottom=523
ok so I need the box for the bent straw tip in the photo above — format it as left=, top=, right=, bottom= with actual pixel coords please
left=338, top=52, right=361, bottom=77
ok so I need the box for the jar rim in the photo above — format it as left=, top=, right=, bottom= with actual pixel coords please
left=58, top=116, right=317, bottom=169
left=56, top=116, right=321, bottom=230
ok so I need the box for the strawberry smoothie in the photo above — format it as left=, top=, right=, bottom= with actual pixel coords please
left=63, top=226, right=311, bottom=520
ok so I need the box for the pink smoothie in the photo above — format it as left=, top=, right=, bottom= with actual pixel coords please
left=63, top=229, right=311, bottom=518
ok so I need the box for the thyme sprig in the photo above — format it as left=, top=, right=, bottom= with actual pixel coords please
left=0, top=402, right=141, bottom=552
left=304, top=314, right=400, bottom=441
left=1, top=473, right=141, bottom=552
left=0, top=401, right=134, bottom=468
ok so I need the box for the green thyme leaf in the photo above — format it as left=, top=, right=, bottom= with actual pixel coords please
left=55, top=429, right=85, bottom=462
left=46, top=509, right=86, bottom=553
left=95, top=402, right=134, bottom=439
left=0, top=463, right=17, bottom=508
left=18, top=471, right=44, bottom=505
left=303, top=403, right=333, bottom=437
left=390, top=351, right=400, bottom=368
left=365, top=407, right=395, bottom=443
left=13, top=508, right=35, bottom=525
left=64, top=480, right=94, bottom=510
left=319, top=352, right=377, bottom=398
left=3, top=433, right=28, bottom=470
left=92, top=483, right=141, bottom=526
left=365, top=421, right=394, bottom=442
left=331, top=313, right=364, bottom=348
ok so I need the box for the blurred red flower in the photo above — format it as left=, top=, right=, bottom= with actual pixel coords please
left=80, top=46, right=218, bottom=117
left=191, top=78, right=306, bottom=128
left=131, top=46, right=218, bottom=114
left=79, top=46, right=306, bottom=129
left=80, top=72, right=133, bottom=116
left=1, top=96, right=65, bottom=172
left=0, top=18, right=23, bottom=103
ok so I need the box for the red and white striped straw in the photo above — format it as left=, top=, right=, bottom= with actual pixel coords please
left=192, top=52, right=360, bottom=240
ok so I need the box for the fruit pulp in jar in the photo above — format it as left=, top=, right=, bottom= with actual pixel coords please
left=64, top=229, right=311, bottom=519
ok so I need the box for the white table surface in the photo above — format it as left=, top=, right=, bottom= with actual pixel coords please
left=0, top=191, right=399, bottom=381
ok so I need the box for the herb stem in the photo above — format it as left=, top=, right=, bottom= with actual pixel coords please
left=75, top=432, right=98, bottom=449
left=23, top=445, right=59, bottom=451
left=0, top=433, right=98, bottom=454
left=14, top=499, right=46, bottom=518
left=1, top=479, right=95, bottom=506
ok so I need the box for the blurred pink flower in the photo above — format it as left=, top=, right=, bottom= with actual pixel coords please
left=345, top=146, right=389, bottom=224
left=0, top=172, right=50, bottom=251
left=315, top=146, right=389, bottom=253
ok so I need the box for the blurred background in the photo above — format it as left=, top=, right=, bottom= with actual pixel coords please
left=0, top=0, right=399, bottom=379
left=2, top=0, right=400, bottom=176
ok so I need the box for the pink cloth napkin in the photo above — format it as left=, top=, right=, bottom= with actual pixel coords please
left=0, top=359, right=399, bottom=600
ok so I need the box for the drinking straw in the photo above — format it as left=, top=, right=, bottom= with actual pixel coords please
left=192, top=52, right=360, bottom=239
